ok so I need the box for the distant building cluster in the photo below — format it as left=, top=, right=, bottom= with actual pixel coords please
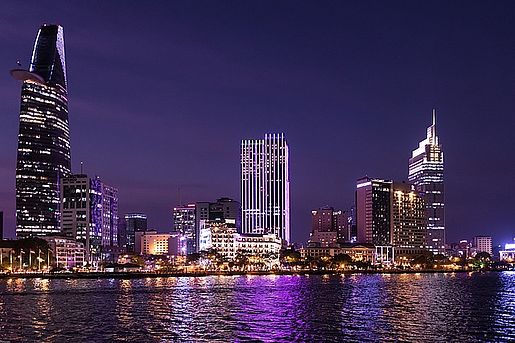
left=0, top=23, right=512, bottom=273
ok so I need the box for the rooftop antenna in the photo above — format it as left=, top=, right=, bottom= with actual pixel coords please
left=432, top=108, right=436, bottom=126
left=16, top=60, right=22, bottom=67
left=80, top=161, right=84, bottom=174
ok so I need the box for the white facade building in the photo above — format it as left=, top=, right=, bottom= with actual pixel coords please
left=199, top=220, right=282, bottom=262
left=44, top=236, right=85, bottom=269
left=241, top=133, right=290, bottom=243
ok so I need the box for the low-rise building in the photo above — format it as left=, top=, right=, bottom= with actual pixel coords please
left=499, top=240, right=515, bottom=262
left=299, top=244, right=376, bottom=263
left=199, top=219, right=282, bottom=262
left=235, top=233, right=282, bottom=258
left=135, top=231, right=171, bottom=256
left=43, top=237, right=85, bottom=269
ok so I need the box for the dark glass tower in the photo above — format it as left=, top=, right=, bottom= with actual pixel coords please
left=124, top=213, right=148, bottom=253
left=11, top=24, right=71, bottom=237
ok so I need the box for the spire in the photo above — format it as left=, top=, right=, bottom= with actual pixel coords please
left=427, top=108, right=438, bottom=145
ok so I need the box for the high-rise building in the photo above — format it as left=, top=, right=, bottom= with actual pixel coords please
left=61, top=174, right=118, bottom=263
left=391, top=182, right=426, bottom=249
left=308, top=207, right=346, bottom=247
left=356, top=177, right=426, bottom=249
left=123, top=213, right=147, bottom=253
left=173, top=198, right=241, bottom=254
left=11, top=24, right=71, bottom=238
left=408, top=110, right=445, bottom=254
left=173, top=204, right=196, bottom=255
left=241, top=133, right=290, bottom=243
left=356, top=177, right=392, bottom=245
left=61, top=174, right=101, bottom=263
left=473, top=236, right=493, bottom=256
left=101, top=184, right=118, bottom=249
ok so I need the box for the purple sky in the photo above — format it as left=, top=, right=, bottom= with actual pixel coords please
left=0, top=1, right=514, bottom=244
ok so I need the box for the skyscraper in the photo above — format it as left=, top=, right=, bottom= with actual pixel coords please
left=11, top=24, right=71, bottom=237
left=241, top=134, right=290, bottom=243
left=408, top=110, right=445, bottom=254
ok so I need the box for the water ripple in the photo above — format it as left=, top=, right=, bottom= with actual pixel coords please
left=0, top=272, right=514, bottom=342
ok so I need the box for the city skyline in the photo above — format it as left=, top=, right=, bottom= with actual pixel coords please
left=0, top=1, right=513, bottom=244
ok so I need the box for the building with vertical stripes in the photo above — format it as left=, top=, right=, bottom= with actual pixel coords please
left=241, top=134, right=290, bottom=244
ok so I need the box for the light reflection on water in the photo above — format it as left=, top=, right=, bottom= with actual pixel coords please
left=0, top=272, right=514, bottom=342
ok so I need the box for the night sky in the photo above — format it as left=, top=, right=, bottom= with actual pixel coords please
left=0, top=1, right=513, bottom=244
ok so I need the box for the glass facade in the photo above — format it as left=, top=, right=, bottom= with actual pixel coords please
left=173, top=204, right=196, bottom=255
left=356, top=178, right=393, bottom=246
left=14, top=25, right=71, bottom=238
left=61, top=175, right=115, bottom=264
left=124, top=213, right=148, bottom=253
left=408, top=110, right=445, bottom=254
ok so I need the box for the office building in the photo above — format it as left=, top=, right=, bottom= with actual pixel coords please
left=356, top=178, right=425, bottom=249
left=173, top=204, right=196, bottom=255
left=308, top=207, right=346, bottom=247
left=391, top=182, right=426, bottom=249
left=11, top=24, right=71, bottom=237
left=356, top=177, right=392, bottom=245
left=123, top=213, right=147, bottom=253
left=61, top=174, right=118, bottom=263
left=101, top=184, right=118, bottom=248
left=473, top=236, right=493, bottom=256
left=241, top=133, right=290, bottom=243
left=408, top=110, right=445, bottom=254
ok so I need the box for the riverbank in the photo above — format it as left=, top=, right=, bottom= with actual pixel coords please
left=1, top=268, right=510, bottom=279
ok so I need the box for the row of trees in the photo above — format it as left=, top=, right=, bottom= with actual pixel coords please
left=280, top=249, right=507, bottom=271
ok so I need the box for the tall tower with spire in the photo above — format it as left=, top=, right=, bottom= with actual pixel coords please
left=408, top=109, right=445, bottom=254
left=11, top=24, right=71, bottom=237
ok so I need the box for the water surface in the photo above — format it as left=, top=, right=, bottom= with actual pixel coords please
left=0, top=272, right=514, bottom=342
